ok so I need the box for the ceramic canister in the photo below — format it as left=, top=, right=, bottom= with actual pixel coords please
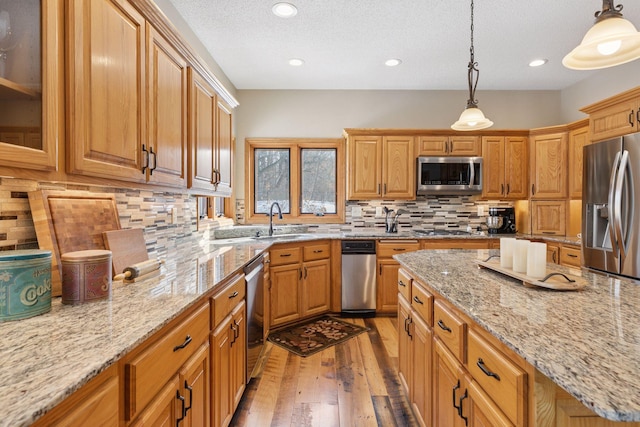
left=61, top=250, right=112, bottom=305
left=0, top=250, right=52, bottom=322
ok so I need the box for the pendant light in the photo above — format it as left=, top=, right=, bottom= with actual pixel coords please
left=451, top=0, right=493, bottom=131
left=563, top=0, right=640, bottom=70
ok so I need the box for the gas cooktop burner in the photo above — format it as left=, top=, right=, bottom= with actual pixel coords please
left=414, top=229, right=472, bottom=236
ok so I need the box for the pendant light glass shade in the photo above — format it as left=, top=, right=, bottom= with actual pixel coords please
left=452, top=107, right=494, bottom=131
left=563, top=2, right=640, bottom=70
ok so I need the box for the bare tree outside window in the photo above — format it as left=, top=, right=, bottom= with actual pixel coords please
left=301, top=149, right=336, bottom=214
left=255, top=148, right=290, bottom=213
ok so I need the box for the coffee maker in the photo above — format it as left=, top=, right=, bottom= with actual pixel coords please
left=487, top=207, right=516, bottom=234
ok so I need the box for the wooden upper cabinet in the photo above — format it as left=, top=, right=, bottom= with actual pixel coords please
left=67, top=0, right=147, bottom=183
left=147, top=24, right=188, bottom=187
left=383, top=135, right=414, bottom=199
left=568, top=124, right=589, bottom=199
left=188, top=68, right=216, bottom=192
left=347, top=135, right=382, bottom=199
left=530, top=132, right=568, bottom=199
left=347, top=133, right=413, bottom=200
left=0, top=0, right=61, bottom=172
left=216, top=99, right=233, bottom=196
left=581, top=87, right=640, bottom=142
left=417, top=136, right=481, bottom=156
left=482, top=136, right=527, bottom=199
left=532, top=200, right=567, bottom=235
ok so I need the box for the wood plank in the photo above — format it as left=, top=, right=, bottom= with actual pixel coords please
left=103, top=228, right=148, bottom=275
left=355, top=324, right=388, bottom=396
left=372, top=395, right=399, bottom=427
left=375, top=316, right=399, bottom=359
left=270, top=350, right=301, bottom=426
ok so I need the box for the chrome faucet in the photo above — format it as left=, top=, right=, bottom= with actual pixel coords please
left=268, top=202, right=283, bottom=236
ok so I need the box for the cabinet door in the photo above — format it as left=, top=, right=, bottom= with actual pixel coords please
left=147, top=24, right=188, bottom=187
left=467, top=380, right=514, bottom=427
left=504, top=136, right=528, bottom=199
left=301, top=258, right=331, bottom=318
left=568, top=126, right=589, bottom=199
left=382, top=136, right=414, bottom=199
left=188, top=68, right=216, bottom=191
left=131, top=376, right=180, bottom=427
left=546, top=243, right=560, bottom=264
left=433, top=339, right=467, bottom=427
left=531, top=132, right=567, bottom=199
left=348, top=135, right=382, bottom=199
left=481, top=136, right=505, bottom=198
left=180, top=343, right=210, bottom=427
left=589, top=98, right=638, bottom=142
left=216, top=99, right=233, bottom=196
left=212, top=316, right=233, bottom=427
left=417, top=136, right=448, bottom=155
left=377, top=259, right=400, bottom=314
left=411, top=313, right=432, bottom=427
left=450, top=136, right=481, bottom=156
left=532, top=200, right=567, bottom=236
left=0, top=0, right=60, bottom=171
left=67, top=0, right=147, bottom=182
left=270, top=263, right=301, bottom=327
left=230, top=301, right=247, bottom=411
left=397, top=295, right=412, bottom=395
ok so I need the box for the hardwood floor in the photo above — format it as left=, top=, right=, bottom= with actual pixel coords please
left=231, top=317, right=418, bottom=427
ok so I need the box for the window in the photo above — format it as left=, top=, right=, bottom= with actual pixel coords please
left=246, top=138, right=345, bottom=223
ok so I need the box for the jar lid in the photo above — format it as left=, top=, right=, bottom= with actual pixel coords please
left=0, top=249, right=52, bottom=261
left=61, top=250, right=112, bottom=261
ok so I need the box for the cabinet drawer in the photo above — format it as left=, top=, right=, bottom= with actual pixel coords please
left=377, top=240, right=420, bottom=258
left=433, top=299, right=466, bottom=362
left=467, top=329, right=526, bottom=426
left=270, top=246, right=302, bottom=266
left=124, top=302, right=210, bottom=420
left=397, top=269, right=412, bottom=301
left=212, top=274, right=246, bottom=327
left=560, top=245, right=581, bottom=267
left=303, top=241, right=330, bottom=261
left=411, top=280, right=433, bottom=327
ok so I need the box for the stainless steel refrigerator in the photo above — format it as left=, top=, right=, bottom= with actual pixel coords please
left=583, top=132, right=640, bottom=280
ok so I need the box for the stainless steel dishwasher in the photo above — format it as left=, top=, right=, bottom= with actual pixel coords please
left=244, top=254, right=264, bottom=380
left=341, top=240, right=376, bottom=317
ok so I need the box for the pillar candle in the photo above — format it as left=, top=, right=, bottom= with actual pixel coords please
left=513, top=239, right=530, bottom=273
left=500, top=238, right=516, bottom=268
left=527, top=242, right=547, bottom=279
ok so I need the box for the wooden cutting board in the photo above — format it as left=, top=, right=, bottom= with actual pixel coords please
left=103, top=228, right=149, bottom=275
left=29, top=190, right=121, bottom=296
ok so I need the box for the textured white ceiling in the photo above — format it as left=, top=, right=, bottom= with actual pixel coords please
left=166, top=0, right=640, bottom=91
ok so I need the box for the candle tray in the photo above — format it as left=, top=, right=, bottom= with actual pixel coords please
left=475, top=257, right=587, bottom=291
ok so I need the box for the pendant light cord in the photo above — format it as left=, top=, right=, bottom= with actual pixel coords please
left=466, top=0, right=480, bottom=109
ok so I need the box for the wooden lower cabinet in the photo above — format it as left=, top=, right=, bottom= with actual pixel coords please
left=433, top=339, right=467, bottom=427
left=269, top=241, right=331, bottom=327
left=377, top=240, right=420, bottom=314
left=411, top=312, right=432, bottom=427
left=532, top=200, right=567, bottom=236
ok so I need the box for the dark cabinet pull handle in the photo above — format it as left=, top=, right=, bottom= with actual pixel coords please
left=393, top=248, right=406, bottom=252
left=304, top=267, right=308, bottom=279
left=379, top=265, right=382, bottom=275
left=413, top=296, right=424, bottom=305
left=630, top=110, right=635, bottom=126
left=506, top=183, right=510, bottom=195
left=142, top=144, right=149, bottom=173
left=568, top=253, right=578, bottom=258
left=542, top=231, right=555, bottom=235
left=173, top=335, right=192, bottom=352
left=437, top=319, right=452, bottom=333
left=229, top=291, right=239, bottom=299
left=184, top=381, right=193, bottom=414
left=378, top=184, right=381, bottom=194
left=477, top=358, right=501, bottom=380
left=501, top=184, right=504, bottom=195
left=313, top=249, right=323, bottom=253
left=280, top=253, right=292, bottom=257
left=149, top=147, right=157, bottom=175
left=230, top=322, right=237, bottom=346
left=398, top=280, right=406, bottom=287
left=636, top=109, right=640, bottom=124
left=176, top=391, right=186, bottom=426
left=406, top=317, right=412, bottom=338
left=531, top=184, right=535, bottom=195
left=553, top=252, right=557, bottom=263
left=459, top=389, right=469, bottom=426
left=452, top=380, right=461, bottom=412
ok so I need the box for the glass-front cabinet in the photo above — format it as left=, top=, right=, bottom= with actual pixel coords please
left=0, top=0, right=62, bottom=171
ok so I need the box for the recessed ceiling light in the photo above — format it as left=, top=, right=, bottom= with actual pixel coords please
left=288, top=58, right=305, bottom=66
left=529, top=59, right=548, bottom=67
left=272, top=2, right=298, bottom=18
left=385, top=59, right=402, bottom=67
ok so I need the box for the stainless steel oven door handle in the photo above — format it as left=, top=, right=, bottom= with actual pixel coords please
left=614, top=150, right=630, bottom=262
left=468, top=159, right=475, bottom=189
left=608, top=151, right=621, bottom=254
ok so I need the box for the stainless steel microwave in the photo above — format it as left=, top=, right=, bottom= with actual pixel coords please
left=416, top=156, right=482, bottom=195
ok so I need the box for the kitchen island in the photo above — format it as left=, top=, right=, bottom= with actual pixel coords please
left=394, top=249, right=640, bottom=422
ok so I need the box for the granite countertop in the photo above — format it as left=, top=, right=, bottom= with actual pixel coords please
left=0, top=240, right=270, bottom=427
left=394, top=249, right=640, bottom=422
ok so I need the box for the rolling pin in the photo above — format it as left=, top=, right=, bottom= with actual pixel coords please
left=113, top=259, right=163, bottom=281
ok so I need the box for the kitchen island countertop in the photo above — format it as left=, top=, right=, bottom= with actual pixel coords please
left=395, top=249, right=640, bottom=422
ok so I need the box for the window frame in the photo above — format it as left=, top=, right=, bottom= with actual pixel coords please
left=245, top=138, right=345, bottom=224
